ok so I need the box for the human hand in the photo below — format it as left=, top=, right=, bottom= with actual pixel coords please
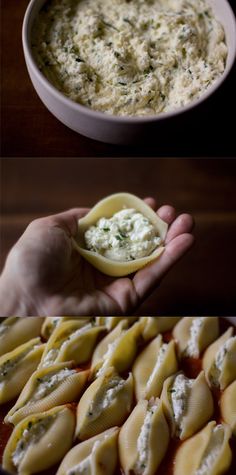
left=0, top=198, right=194, bottom=316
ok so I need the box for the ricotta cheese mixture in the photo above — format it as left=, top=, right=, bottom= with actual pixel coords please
left=87, top=375, right=126, bottom=419
left=12, top=415, right=56, bottom=467
left=186, top=317, right=205, bottom=357
left=96, top=338, right=121, bottom=376
left=146, top=342, right=168, bottom=388
left=84, top=208, right=161, bottom=261
left=209, top=336, right=236, bottom=387
left=31, top=368, right=76, bottom=401
left=0, top=345, right=41, bottom=384
left=32, top=0, right=227, bottom=116
left=135, top=402, right=158, bottom=474
left=195, top=424, right=225, bottom=475
left=169, top=373, right=194, bottom=432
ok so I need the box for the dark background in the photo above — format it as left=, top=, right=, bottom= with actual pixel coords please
left=1, top=158, right=236, bottom=315
left=1, top=0, right=236, bottom=157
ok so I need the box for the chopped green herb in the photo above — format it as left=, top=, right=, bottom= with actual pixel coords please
left=123, top=18, right=133, bottom=26
left=101, top=20, right=119, bottom=31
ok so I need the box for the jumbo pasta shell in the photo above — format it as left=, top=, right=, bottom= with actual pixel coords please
left=56, top=427, right=119, bottom=475
left=173, top=317, right=219, bottom=358
left=118, top=398, right=169, bottom=475
left=0, top=317, right=44, bottom=357
left=0, top=338, right=45, bottom=405
left=40, top=320, right=105, bottom=367
left=5, top=362, right=89, bottom=425
left=73, top=193, right=168, bottom=277
left=2, top=405, right=75, bottom=475
left=174, top=421, right=232, bottom=475
left=132, top=335, right=178, bottom=400
left=76, top=367, right=133, bottom=440
left=91, top=320, right=144, bottom=376
left=161, top=371, right=214, bottom=440
left=203, top=327, right=236, bottom=390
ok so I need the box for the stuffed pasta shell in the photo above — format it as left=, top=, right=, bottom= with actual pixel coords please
left=76, top=367, right=133, bottom=440
left=95, top=317, right=138, bottom=330
left=41, top=317, right=93, bottom=340
left=132, top=335, right=178, bottom=400
left=91, top=320, right=143, bottom=376
left=173, top=317, right=219, bottom=358
left=2, top=405, right=75, bottom=475
left=221, top=380, right=236, bottom=436
left=0, top=317, right=44, bottom=357
left=174, top=421, right=232, bottom=475
left=0, top=338, right=45, bottom=404
left=141, top=317, right=182, bottom=341
left=161, top=371, right=214, bottom=440
left=40, top=320, right=105, bottom=368
left=119, top=398, right=169, bottom=475
left=57, top=427, right=119, bottom=475
left=202, top=327, right=236, bottom=390
left=5, top=362, right=89, bottom=425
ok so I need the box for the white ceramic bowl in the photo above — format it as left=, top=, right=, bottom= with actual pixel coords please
left=22, top=0, right=236, bottom=144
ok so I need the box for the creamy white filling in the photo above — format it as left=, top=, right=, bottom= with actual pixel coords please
left=31, top=368, right=76, bottom=401
left=87, top=375, right=126, bottom=419
left=0, top=345, right=41, bottom=381
left=135, top=404, right=158, bottom=474
left=146, top=343, right=168, bottom=388
left=195, top=425, right=225, bottom=475
left=96, top=337, right=121, bottom=376
left=32, top=0, right=227, bottom=116
left=67, top=441, right=101, bottom=475
left=186, top=317, right=205, bottom=357
left=170, top=374, right=194, bottom=430
left=12, top=415, right=55, bottom=467
left=210, top=336, right=236, bottom=387
left=84, top=208, right=161, bottom=261
left=42, top=348, right=59, bottom=367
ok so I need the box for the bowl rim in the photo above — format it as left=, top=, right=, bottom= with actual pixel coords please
left=22, top=0, right=236, bottom=124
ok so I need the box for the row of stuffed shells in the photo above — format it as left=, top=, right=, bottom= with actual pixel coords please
left=56, top=419, right=233, bottom=475
left=0, top=317, right=235, bottom=475
left=2, top=410, right=233, bottom=475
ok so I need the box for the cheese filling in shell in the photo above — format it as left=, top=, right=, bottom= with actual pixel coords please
left=84, top=208, right=161, bottom=261
left=210, top=336, right=236, bottom=387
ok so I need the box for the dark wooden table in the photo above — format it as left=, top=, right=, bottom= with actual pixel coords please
left=1, top=158, right=236, bottom=315
left=1, top=0, right=236, bottom=157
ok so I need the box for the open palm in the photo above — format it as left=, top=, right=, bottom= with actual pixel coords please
left=0, top=198, right=194, bottom=316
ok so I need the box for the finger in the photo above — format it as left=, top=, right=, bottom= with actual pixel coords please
left=166, top=213, right=194, bottom=244
left=47, top=208, right=90, bottom=236
left=133, top=233, right=194, bottom=302
left=143, top=197, right=157, bottom=210
left=157, top=205, right=176, bottom=225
